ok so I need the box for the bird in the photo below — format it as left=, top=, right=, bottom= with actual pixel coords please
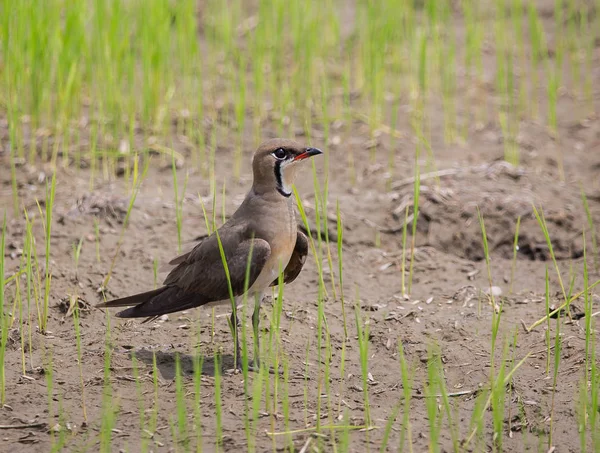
left=98, top=138, right=322, bottom=370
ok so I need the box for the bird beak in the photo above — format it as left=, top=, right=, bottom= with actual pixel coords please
left=293, top=147, right=323, bottom=162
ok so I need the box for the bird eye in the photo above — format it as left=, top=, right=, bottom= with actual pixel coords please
left=272, top=148, right=286, bottom=160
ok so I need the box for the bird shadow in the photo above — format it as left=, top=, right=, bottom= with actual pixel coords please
left=129, top=348, right=237, bottom=380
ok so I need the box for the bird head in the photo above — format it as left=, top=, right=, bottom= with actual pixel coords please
left=252, top=138, right=322, bottom=197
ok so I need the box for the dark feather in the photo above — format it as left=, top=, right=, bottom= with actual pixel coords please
left=97, top=287, right=168, bottom=308
left=115, top=286, right=198, bottom=318
left=98, top=230, right=271, bottom=319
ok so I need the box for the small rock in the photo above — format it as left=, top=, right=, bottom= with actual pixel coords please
left=485, top=286, right=502, bottom=297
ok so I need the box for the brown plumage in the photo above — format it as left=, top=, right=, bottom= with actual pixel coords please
left=97, top=138, right=322, bottom=368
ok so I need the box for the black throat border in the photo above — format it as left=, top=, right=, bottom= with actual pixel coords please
left=274, top=161, right=292, bottom=197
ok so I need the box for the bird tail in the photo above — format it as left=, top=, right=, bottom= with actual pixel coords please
left=97, top=287, right=168, bottom=309
left=98, top=286, right=198, bottom=319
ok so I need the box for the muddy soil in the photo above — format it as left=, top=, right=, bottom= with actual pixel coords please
left=2, top=3, right=600, bottom=453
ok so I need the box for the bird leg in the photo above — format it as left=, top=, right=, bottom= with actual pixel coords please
left=249, top=293, right=283, bottom=375
left=228, top=294, right=261, bottom=373
left=251, top=293, right=261, bottom=370
left=229, top=308, right=242, bottom=371
left=230, top=293, right=282, bottom=374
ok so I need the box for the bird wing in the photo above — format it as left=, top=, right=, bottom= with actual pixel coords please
left=270, top=230, right=309, bottom=286
left=101, top=227, right=271, bottom=319
left=165, top=228, right=271, bottom=298
left=158, top=234, right=208, bottom=273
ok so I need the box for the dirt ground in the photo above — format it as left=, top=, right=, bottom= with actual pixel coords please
left=2, top=3, right=600, bottom=453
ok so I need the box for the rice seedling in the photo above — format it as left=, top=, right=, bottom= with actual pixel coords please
left=397, top=341, right=414, bottom=452
left=407, top=146, right=421, bottom=295
left=45, top=350, right=56, bottom=445
left=213, top=352, right=223, bottom=449
left=423, top=350, right=442, bottom=453
left=532, top=205, right=568, bottom=310
left=580, top=234, right=600, bottom=450
left=581, top=189, right=598, bottom=271
left=509, top=216, right=521, bottom=294
left=315, top=284, right=326, bottom=438
left=172, top=155, right=189, bottom=254
left=3, top=0, right=600, bottom=451
left=9, top=148, right=19, bottom=218
left=102, top=159, right=147, bottom=289
left=14, top=268, right=26, bottom=376
left=336, top=201, right=348, bottom=339
left=130, top=354, right=151, bottom=453
left=379, top=398, right=402, bottom=453
left=149, top=352, right=160, bottom=438
left=72, top=301, right=87, bottom=423
left=72, top=236, right=84, bottom=280
left=353, top=301, right=371, bottom=428
left=548, top=300, right=562, bottom=450
left=34, top=172, right=56, bottom=334
left=99, top=318, right=117, bottom=453
left=174, top=353, right=189, bottom=448
left=22, top=210, right=35, bottom=370
left=526, top=2, right=547, bottom=119
left=192, top=346, right=204, bottom=452
left=0, top=213, right=7, bottom=404
left=544, top=266, right=552, bottom=374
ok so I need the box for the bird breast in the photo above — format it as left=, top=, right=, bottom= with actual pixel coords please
left=250, top=200, right=296, bottom=293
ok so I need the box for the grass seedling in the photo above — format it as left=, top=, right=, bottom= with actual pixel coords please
left=153, top=257, right=159, bottom=289
left=149, top=353, right=160, bottom=437
left=478, top=205, right=509, bottom=452
left=336, top=201, right=348, bottom=339
left=214, top=227, right=240, bottom=368
left=172, top=155, right=189, bottom=253
left=100, top=319, right=117, bottom=453
left=432, top=350, right=459, bottom=451
left=0, top=213, right=7, bottom=404
left=581, top=234, right=599, bottom=449
left=35, top=172, right=56, bottom=334
left=424, top=350, right=442, bottom=453
left=532, top=205, right=568, bottom=310
left=548, top=305, right=562, bottom=449
left=15, top=272, right=26, bottom=375
left=398, top=342, right=414, bottom=452
left=463, top=352, right=530, bottom=449
left=407, top=146, right=421, bottom=295
left=250, top=362, right=266, bottom=452
left=509, top=216, right=521, bottom=294
left=468, top=382, right=489, bottom=450
left=9, top=148, right=19, bottom=217
left=174, top=353, right=189, bottom=447
left=401, top=205, right=410, bottom=297
left=353, top=301, right=371, bottom=427
left=72, top=301, right=87, bottom=423
left=102, top=159, right=147, bottom=289
left=45, top=351, right=55, bottom=446
left=527, top=2, right=547, bottom=119
left=214, top=352, right=223, bottom=449
left=94, top=218, right=101, bottom=263
left=379, top=398, right=402, bottom=453
left=130, top=354, right=151, bottom=453
left=192, top=349, right=204, bottom=452
left=22, top=210, right=35, bottom=369
left=294, top=187, right=326, bottom=292
left=281, top=360, right=293, bottom=452
left=581, top=189, right=598, bottom=271
left=72, top=236, right=84, bottom=280
left=490, top=341, right=510, bottom=452
left=544, top=266, right=552, bottom=374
